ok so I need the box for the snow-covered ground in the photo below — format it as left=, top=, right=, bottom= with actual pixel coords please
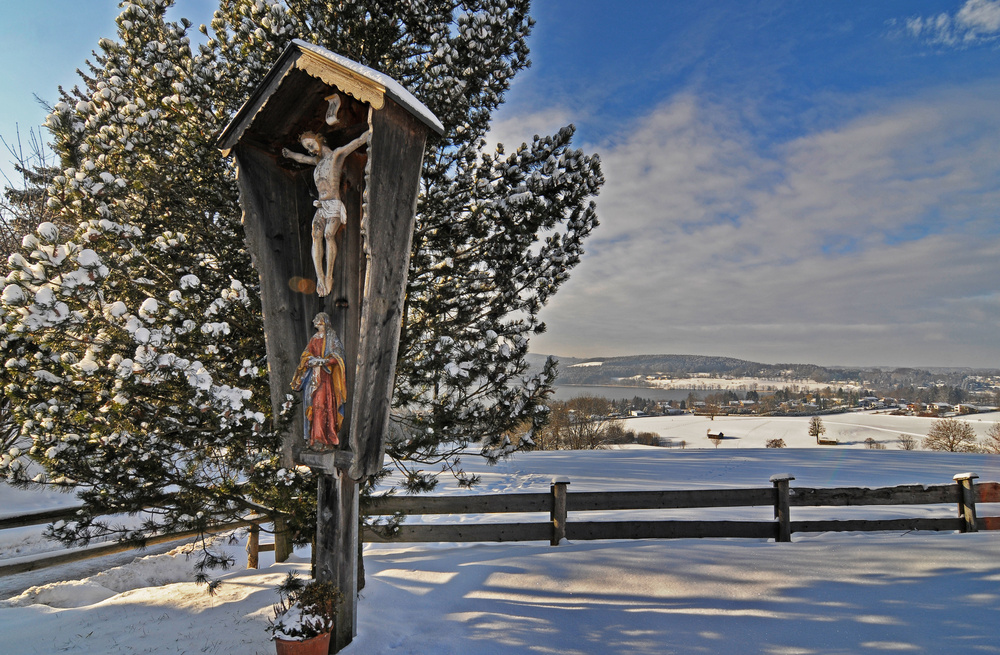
left=622, top=410, right=1000, bottom=448
left=2, top=413, right=999, bottom=654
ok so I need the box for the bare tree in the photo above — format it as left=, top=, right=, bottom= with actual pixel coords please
left=536, top=396, right=620, bottom=450
left=923, top=418, right=978, bottom=452
left=808, top=416, right=826, bottom=443
left=896, top=434, right=918, bottom=451
left=981, top=423, right=1000, bottom=454
left=635, top=431, right=660, bottom=446
left=766, top=438, right=785, bottom=448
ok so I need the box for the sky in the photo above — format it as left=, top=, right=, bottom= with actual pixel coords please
left=1, top=1, right=1000, bottom=369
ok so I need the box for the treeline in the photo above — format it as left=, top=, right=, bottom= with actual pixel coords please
left=550, top=353, right=1000, bottom=394
left=529, top=396, right=662, bottom=450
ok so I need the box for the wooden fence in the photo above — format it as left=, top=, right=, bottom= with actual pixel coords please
left=0, top=506, right=291, bottom=577
left=363, top=472, right=1000, bottom=545
left=3, top=472, right=998, bottom=576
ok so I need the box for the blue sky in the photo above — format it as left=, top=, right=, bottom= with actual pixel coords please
left=2, top=1, right=1000, bottom=368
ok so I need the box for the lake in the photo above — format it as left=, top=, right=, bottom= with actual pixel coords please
left=551, top=385, right=700, bottom=402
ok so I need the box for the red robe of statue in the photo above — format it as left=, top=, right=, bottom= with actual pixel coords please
left=291, top=327, right=346, bottom=448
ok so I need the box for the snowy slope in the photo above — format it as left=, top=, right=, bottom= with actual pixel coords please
left=1, top=441, right=998, bottom=654
left=621, top=410, right=1000, bottom=448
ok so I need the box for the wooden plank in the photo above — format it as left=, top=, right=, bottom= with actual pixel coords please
left=217, top=50, right=298, bottom=151
left=363, top=522, right=551, bottom=543
left=566, top=520, right=775, bottom=541
left=233, top=144, right=320, bottom=467
left=772, top=476, right=793, bottom=543
left=567, top=488, right=775, bottom=511
left=316, top=473, right=358, bottom=650
left=367, top=492, right=551, bottom=516
left=0, top=505, right=85, bottom=530
left=955, top=474, right=978, bottom=532
left=551, top=480, right=568, bottom=546
left=980, top=516, right=1000, bottom=531
left=348, top=99, right=428, bottom=480
left=0, top=519, right=256, bottom=577
left=790, top=484, right=956, bottom=507
left=790, top=518, right=963, bottom=533
left=977, top=482, right=1000, bottom=504
left=247, top=524, right=260, bottom=569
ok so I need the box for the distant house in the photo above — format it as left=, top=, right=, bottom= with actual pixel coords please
left=956, top=404, right=997, bottom=414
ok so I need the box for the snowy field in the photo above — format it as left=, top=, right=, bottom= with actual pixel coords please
left=1, top=413, right=999, bottom=654
left=621, top=409, right=1000, bottom=449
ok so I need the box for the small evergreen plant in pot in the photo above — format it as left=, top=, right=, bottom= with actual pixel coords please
left=268, top=573, right=341, bottom=642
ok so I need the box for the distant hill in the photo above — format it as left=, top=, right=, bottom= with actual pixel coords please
left=527, top=353, right=1000, bottom=392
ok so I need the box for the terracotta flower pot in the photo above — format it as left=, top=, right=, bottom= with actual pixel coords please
left=274, top=632, right=331, bottom=655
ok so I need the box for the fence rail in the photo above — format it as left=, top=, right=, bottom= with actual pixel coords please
left=0, top=509, right=289, bottom=577
left=363, top=473, right=1000, bottom=545
left=3, top=475, right=998, bottom=576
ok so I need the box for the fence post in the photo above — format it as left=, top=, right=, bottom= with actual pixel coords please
left=247, top=523, right=260, bottom=569
left=274, top=515, right=292, bottom=562
left=770, top=473, right=795, bottom=543
left=954, top=472, right=979, bottom=533
left=551, top=477, right=570, bottom=546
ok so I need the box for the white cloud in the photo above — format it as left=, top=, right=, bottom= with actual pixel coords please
left=531, top=86, right=1000, bottom=367
left=905, top=0, right=1000, bottom=46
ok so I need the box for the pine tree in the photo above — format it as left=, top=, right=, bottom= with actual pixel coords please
left=0, top=0, right=303, bottom=564
left=0, top=0, right=602, bottom=562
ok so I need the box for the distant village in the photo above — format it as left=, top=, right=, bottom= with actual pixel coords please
left=605, top=372, right=1000, bottom=419
left=624, top=397, right=998, bottom=419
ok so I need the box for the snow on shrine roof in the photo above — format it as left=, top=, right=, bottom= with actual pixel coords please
left=218, top=39, right=444, bottom=152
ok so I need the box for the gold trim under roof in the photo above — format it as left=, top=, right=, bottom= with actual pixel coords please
left=296, top=50, right=385, bottom=110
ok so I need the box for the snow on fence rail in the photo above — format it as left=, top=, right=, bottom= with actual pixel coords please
left=363, top=473, right=1000, bottom=545
left=3, top=474, right=998, bottom=576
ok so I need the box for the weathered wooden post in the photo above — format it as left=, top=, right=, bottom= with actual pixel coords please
left=770, top=473, right=794, bottom=542
left=219, top=40, right=443, bottom=653
left=550, top=477, right=570, bottom=545
left=247, top=524, right=260, bottom=570
left=954, top=472, right=979, bottom=533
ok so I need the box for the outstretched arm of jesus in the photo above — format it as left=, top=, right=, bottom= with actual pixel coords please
left=339, top=130, right=370, bottom=156
left=282, top=148, right=319, bottom=165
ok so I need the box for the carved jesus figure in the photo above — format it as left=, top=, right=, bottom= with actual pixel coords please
left=282, top=129, right=369, bottom=297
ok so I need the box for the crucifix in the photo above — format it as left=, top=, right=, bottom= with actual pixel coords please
left=282, top=129, right=369, bottom=297
left=219, top=40, right=443, bottom=653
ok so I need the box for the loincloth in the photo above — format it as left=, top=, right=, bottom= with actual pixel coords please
left=314, top=199, right=347, bottom=226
